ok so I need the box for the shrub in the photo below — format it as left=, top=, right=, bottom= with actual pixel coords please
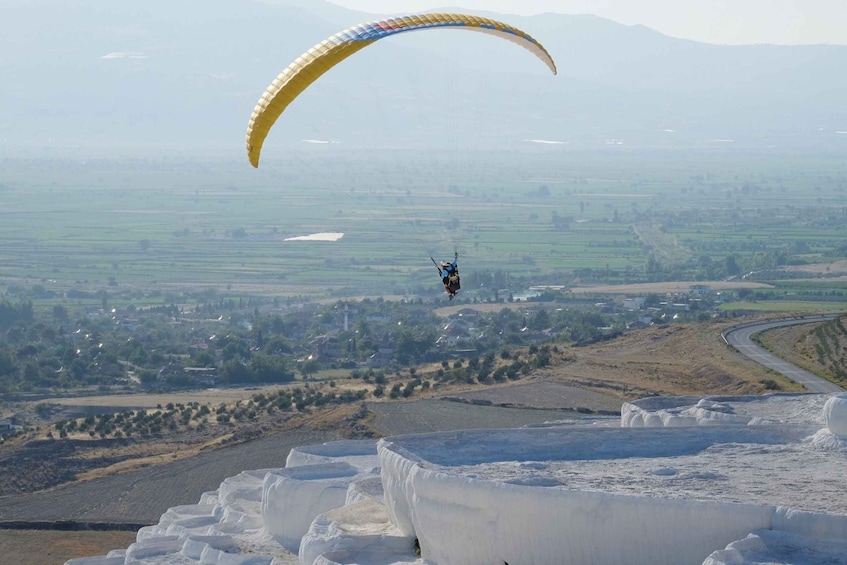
left=760, top=379, right=781, bottom=391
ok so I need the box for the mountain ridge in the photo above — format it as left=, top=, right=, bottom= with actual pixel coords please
left=2, top=0, right=846, bottom=156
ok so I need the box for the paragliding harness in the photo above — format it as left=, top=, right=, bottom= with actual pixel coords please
left=432, top=252, right=461, bottom=300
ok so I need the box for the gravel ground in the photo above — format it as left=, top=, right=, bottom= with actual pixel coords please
left=445, top=381, right=623, bottom=413
left=367, top=399, right=582, bottom=435
left=366, top=380, right=623, bottom=436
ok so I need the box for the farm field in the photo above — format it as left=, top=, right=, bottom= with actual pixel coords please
left=3, top=148, right=847, bottom=308
left=719, top=300, right=847, bottom=313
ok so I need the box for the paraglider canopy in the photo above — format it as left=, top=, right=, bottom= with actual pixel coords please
left=245, top=12, right=557, bottom=168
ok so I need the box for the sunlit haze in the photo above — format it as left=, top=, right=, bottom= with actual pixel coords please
left=327, top=0, right=847, bottom=45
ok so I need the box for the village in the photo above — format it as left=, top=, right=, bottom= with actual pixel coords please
left=0, top=282, right=739, bottom=406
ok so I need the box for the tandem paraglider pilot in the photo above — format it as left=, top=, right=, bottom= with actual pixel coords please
left=433, top=252, right=461, bottom=300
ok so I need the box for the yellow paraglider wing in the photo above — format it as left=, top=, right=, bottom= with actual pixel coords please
left=245, top=12, right=557, bottom=167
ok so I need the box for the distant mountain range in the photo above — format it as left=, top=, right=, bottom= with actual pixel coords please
left=3, top=0, right=847, bottom=157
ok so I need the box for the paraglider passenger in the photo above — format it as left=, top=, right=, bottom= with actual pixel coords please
left=438, top=253, right=461, bottom=300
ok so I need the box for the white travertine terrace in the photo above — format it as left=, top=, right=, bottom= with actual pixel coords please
left=66, top=393, right=847, bottom=565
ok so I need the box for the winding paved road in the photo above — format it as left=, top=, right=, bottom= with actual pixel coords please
left=723, top=315, right=844, bottom=393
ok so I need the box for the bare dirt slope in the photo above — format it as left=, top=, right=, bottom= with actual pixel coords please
left=535, top=320, right=803, bottom=400
left=0, top=530, right=138, bottom=565
left=0, top=426, right=337, bottom=524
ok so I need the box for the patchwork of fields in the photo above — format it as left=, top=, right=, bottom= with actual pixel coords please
left=2, top=149, right=847, bottom=309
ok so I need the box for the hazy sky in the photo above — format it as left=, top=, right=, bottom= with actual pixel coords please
left=328, top=0, right=847, bottom=46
